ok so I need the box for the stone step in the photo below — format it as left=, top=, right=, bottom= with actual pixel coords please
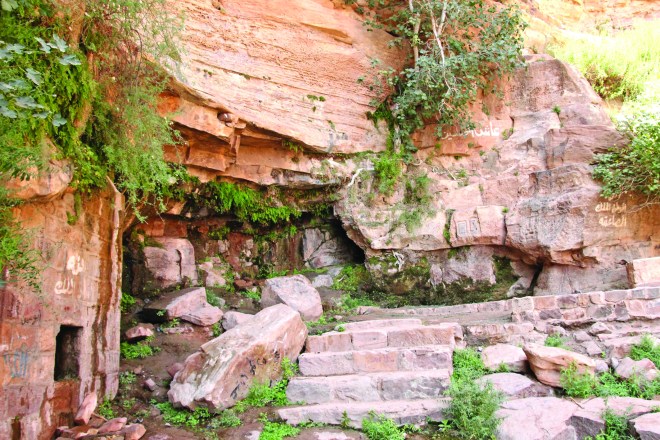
left=305, top=322, right=462, bottom=353
left=278, top=398, right=449, bottom=428
left=287, top=369, right=451, bottom=404
left=298, top=345, right=453, bottom=376
left=338, top=319, right=424, bottom=331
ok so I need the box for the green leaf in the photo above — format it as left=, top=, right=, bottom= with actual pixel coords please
left=14, top=96, right=40, bottom=109
left=35, top=37, right=51, bottom=54
left=1, top=0, right=19, bottom=12
left=0, top=47, right=12, bottom=60
left=52, top=113, right=67, bottom=127
left=6, top=44, right=24, bottom=54
left=25, top=68, right=43, bottom=85
left=58, top=54, right=81, bottom=66
left=51, top=34, right=68, bottom=53
left=0, top=82, right=14, bottom=92
left=0, top=106, right=17, bottom=118
left=32, top=111, right=50, bottom=119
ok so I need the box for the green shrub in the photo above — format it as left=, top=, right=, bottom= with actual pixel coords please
left=587, top=409, right=635, bottom=440
left=155, top=402, right=214, bottom=428
left=98, top=398, right=115, bottom=419
left=331, top=265, right=370, bottom=293
left=550, top=21, right=659, bottom=101
left=259, top=422, right=300, bottom=440
left=560, top=363, right=598, bottom=398
left=120, top=341, right=156, bottom=360
left=452, top=348, right=487, bottom=381
left=120, top=292, right=137, bottom=313
left=544, top=335, right=569, bottom=349
left=203, top=181, right=301, bottom=225
left=630, top=335, right=660, bottom=368
left=445, top=378, right=504, bottom=439
left=119, top=371, right=137, bottom=386
left=593, top=110, right=660, bottom=205
left=362, top=413, right=405, bottom=440
left=234, top=358, right=298, bottom=412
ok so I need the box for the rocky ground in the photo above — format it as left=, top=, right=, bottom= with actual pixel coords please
left=53, top=268, right=660, bottom=440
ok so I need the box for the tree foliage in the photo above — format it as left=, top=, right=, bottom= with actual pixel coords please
left=0, top=0, right=184, bottom=284
left=593, top=109, right=660, bottom=206
left=353, top=0, right=525, bottom=157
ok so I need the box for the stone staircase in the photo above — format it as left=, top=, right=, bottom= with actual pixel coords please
left=278, top=319, right=462, bottom=428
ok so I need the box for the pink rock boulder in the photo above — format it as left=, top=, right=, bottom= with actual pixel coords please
left=168, top=304, right=307, bottom=410
left=125, top=324, right=155, bottom=341
left=74, top=392, right=97, bottom=425
left=260, top=274, right=323, bottom=321
left=523, top=343, right=597, bottom=388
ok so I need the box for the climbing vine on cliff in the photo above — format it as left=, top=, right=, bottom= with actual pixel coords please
left=348, top=0, right=526, bottom=193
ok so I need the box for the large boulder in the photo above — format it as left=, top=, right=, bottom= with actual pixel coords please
left=632, top=413, right=660, bottom=440
left=497, top=397, right=578, bottom=440
left=523, top=343, right=597, bottom=387
left=142, top=287, right=219, bottom=323
left=615, top=357, right=658, bottom=382
left=481, top=344, right=528, bottom=373
left=168, top=304, right=307, bottom=410
left=261, top=274, right=323, bottom=321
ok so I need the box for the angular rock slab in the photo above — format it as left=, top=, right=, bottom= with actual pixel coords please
left=286, top=369, right=451, bottom=404
left=477, top=373, right=554, bottom=399
left=497, top=397, right=579, bottom=440
left=142, top=287, right=208, bottom=322
left=569, top=396, right=660, bottom=438
left=222, top=311, right=254, bottom=331
left=278, top=398, right=448, bottom=428
left=180, top=302, right=223, bottom=326
left=168, top=304, right=307, bottom=410
left=261, top=274, right=323, bottom=321
left=482, top=344, right=528, bottom=372
left=632, top=412, right=660, bottom=440
left=615, top=357, right=658, bottom=382
left=524, top=343, right=597, bottom=387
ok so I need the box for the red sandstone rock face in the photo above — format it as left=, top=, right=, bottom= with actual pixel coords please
left=164, top=0, right=402, bottom=155
left=0, top=180, right=122, bottom=440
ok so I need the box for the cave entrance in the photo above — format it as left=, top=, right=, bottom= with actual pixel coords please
left=54, top=326, right=82, bottom=381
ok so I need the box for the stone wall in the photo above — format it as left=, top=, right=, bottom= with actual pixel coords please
left=0, top=178, right=123, bottom=440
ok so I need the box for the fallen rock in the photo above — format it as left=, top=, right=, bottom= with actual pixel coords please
left=497, top=397, right=578, bottom=440
left=125, top=324, right=155, bottom=341
left=615, top=357, right=658, bottom=382
left=588, top=322, right=611, bottom=335
left=482, top=344, right=528, bottom=372
left=198, top=261, right=227, bottom=288
left=123, top=423, right=147, bottom=440
left=180, top=302, right=223, bottom=326
left=98, top=417, right=127, bottom=434
left=168, top=304, right=307, bottom=410
left=144, top=378, right=157, bottom=392
left=569, top=397, right=660, bottom=438
left=523, top=343, right=597, bottom=387
left=222, top=311, right=253, bottom=330
left=142, top=287, right=209, bottom=321
left=603, top=335, right=658, bottom=359
left=74, top=393, right=97, bottom=425
left=477, top=373, right=554, bottom=399
left=167, top=363, right=184, bottom=378
left=631, top=412, right=660, bottom=440
left=261, top=274, right=323, bottom=321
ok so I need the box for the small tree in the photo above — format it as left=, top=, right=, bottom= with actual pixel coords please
left=354, top=0, right=526, bottom=158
